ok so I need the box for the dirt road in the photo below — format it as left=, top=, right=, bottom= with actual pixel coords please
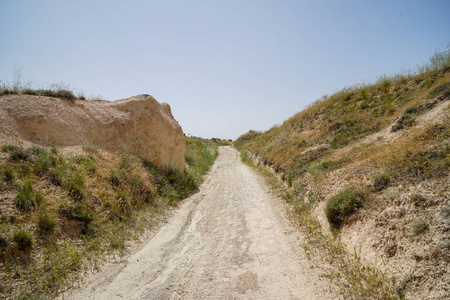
left=70, top=147, right=333, bottom=299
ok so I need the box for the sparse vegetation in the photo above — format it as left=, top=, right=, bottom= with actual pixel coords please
left=13, top=229, right=34, bottom=251
left=372, top=172, right=391, bottom=192
left=0, top=136, right=219, bottom=298
left=411, top=218, right=429, bottom=235
left=235, top=47, right=450, bottom=299
left=37, top=213, right=58, bottom=233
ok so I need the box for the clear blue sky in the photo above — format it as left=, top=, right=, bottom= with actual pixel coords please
left=1, top=0, right=449, bottom=140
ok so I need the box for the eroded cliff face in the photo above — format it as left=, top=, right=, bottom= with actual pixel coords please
left=0, top=94, right=185, bottom=170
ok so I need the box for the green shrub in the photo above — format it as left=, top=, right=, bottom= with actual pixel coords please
left=326, top=187, right=365, bottom=229
left=13, top=230, right=34, bottom=251
left=15, top=181, right=40, bottom=211
left=38, top=213, right=57, bottom=232
left=55, top=89, right=76, bottom=100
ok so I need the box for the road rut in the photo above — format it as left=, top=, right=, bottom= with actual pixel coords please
left=70, top=146, right=332, bottom=299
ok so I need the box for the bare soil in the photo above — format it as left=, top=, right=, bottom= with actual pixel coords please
left=66, top=147, right=334, bottom=299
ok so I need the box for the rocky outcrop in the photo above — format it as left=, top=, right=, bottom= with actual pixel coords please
left=0, top=94, right=185, bottom=170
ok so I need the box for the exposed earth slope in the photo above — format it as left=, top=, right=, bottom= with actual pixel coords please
left=0, top=94, right=185, bottom=170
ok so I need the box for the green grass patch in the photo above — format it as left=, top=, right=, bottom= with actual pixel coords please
left=15, top=181, right=42, bottom=211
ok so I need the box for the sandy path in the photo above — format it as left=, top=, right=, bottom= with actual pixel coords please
left=69, top=147, right=332, bottom=299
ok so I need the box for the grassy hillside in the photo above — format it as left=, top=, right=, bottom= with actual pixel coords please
left=0, top=136, right=219, bottom=299
left=235, top=48, right=450, bottom=299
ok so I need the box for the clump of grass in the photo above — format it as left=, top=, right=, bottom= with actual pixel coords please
left=306, top=157, right=347, bottom=176
left=1, top=166, right=14, bottom=182
left=405, top=146, right=449, bottom=179
left=240, top=150, right=254, bottom=166
left=410, top=194, right=427, bottom=207
left=37, top=213, right=58, bottom=233
left=13, top=229, right=34, bottom=251
left=391, top=107, right=421, bottom=132
left=59, top=202, right=93, bottom=225
left=372, top=172, right=391, bottom=192
left=1, top=144, right=30, bottom=161
left=1, top=144, right=21, bottom=153
left=428, top=81, right=450, bottom=98
left=326, top=187, right=365, bottom=229
left=110, top=190, right=132, bottom=220
left=15, top=181, right=43, bottom=211
left=411, top=218, right=429, bottom=234
left=109, top=235, right=126, bottom=250
left=109, top=169, right=124, bottom=187
left=66, top=171, right=87, bottom=200
left=27, top=145, right=47, bottom=156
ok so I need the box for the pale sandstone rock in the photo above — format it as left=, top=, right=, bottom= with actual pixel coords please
left=0, top=94, right=185, bottom=170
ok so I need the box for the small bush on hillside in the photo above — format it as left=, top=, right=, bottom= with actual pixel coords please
left=55, top=89, right=76, bottom=100
left=326, top=187, right=365, bottom=229
left=38, top=213, right=58, bottom=233
left=13, top=230, right=34, bottom=251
